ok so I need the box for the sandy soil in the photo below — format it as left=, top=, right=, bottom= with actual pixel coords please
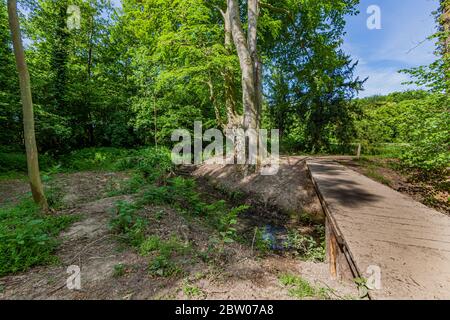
left=0, top=170, right=358, bottom=300
left=192, top=156, right=325, bottom=223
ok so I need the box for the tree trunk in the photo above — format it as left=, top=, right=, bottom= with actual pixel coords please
left=223, top=7, right=241, bottom=130
left=227, top=0, right=262, bottom=168
left=227, top=0, right=260, bottom=131
left=7, top=0, right=48, bottom=210
left=247, top=0, right=262, bottom=129
left=441, top=0, right=450, bottom=91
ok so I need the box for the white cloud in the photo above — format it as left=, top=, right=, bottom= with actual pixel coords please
left=358, top=66, right=415, bottom=98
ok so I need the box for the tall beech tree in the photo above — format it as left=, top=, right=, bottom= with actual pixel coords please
left=227, top=0, right=261, bottom=134
left=7, top=0, right=48, bottom=210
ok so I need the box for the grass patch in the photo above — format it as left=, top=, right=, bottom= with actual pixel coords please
left=1, top=147, right=174, bottom=178
left=109, top=201, right=147, bottom=247
left=365, top=168, right=392, bottom=186
left=0, top=150, right=54, bottom=174
left=148, top=254, right=183, bottom=278
left=57, top=147, right=132, bottom=172
left=182, top=280, right=204, bottom=298
left=279, top=273, right=329, bottom=299
left=113, top=264, right=126, bottom=278
left=0, top=198, right=78, bottom=276
left=139, top=235, right=191, bottom=257
left=140, top=235, right=191, bottom=278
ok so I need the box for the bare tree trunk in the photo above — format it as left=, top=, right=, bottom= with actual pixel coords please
left=7, top=0, right=48, bottom=210
left=87, top=14, right=95, bottom=146
left=227, top=0, right=259, bottom=132
left=227, top=0, right=262, bottom=169
left=223, top=7, right=241, bottom=130
left=207, top=76, right=224, bottom=129
left=441, top=0, right=450, bottom=91
left=248, top=0, right=262, bottom=128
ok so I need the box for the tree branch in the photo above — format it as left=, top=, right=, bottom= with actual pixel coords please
left=259, top=1, right=294, bottom=21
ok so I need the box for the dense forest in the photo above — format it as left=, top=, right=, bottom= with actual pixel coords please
left=1, top=0, right=448, bottom=177
left=0, top=0, right=449, bottom=300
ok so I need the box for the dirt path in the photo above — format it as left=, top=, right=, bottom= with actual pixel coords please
left=0, top=170, right=358, bottom=300
left=0, top=178, right=29, bottom=207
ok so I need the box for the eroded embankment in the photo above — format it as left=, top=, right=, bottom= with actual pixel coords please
left=191, top=157, right=325, bottom=224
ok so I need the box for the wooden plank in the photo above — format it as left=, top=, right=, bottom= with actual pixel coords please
left=307, top=160, right=450, bottom=300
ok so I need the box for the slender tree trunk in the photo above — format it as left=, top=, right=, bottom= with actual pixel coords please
left=223, top=8, right=241, bottom=130
left=7, top=0, right=48, bottom=210
left=207, top=76, right=224, bottom=128
left=247, top=0, right=262, bottom=129
left=87, top=14, right=95, bottom=146
left=441, top=0, right=450, bottom=91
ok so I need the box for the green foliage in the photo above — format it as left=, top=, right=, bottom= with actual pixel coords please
left=107, top=174, right=146, bottom=196
left=18, top=0, right=138, bottom=152
left=401, top=110, right=450, bottom=171
left=115, top=147, right=174, bottom=181
left=266, top=0, right=363, bottom=152
left=109, top=201, right=147, bottom=247
left=0, top=198, right=77, bottom=276
left=0, top=149, right=54, bottom=174
left=148, top=254, right=183, bottom=278
left=140, top=176, right=249, bottom=242
left=284, top=230, right=326, bottom=262
left=400, top=2, right=450, bottom=93
left=123, top=0, right=235, bottom=144
left=59, top=148, right=132, bottom=172
left=279, top=273, right=329, bottom=299
left=0, top=0, right=21, bottom=148
left=364, top=168, right=392, bottom=186
left=7, top=147, right=172, bottom=179
left=141, top=178, right=205, bottom=214
left=253, top=227, right=273, bottom=254
left=140, top=235, right=191, bottom=278
left=205, top=201, right=249, bottom=243
left=355, top=92, right=449, bottom=171
left=140, top=235, right=191, bottom=257
left=113, top=263, right=126, bottom=278
left=182, top=281, right=204, bottom=298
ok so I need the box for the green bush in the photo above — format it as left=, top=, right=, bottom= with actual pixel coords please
left=58, top=147, right=131, bottom=171
left=356, top=92, right=450, bottom=171
left=401, top=111, right=450, bottom=171
left=0, top=150, right=54, bottom=173
left=115, top=147, right=173, bottom=181
left=109, top=201, right=147, bottom=247
left=141, top=177, right=204, bottom=213
left=139, top=235, right=190, bottom=277
left=0, top=198, right=77, bottom=276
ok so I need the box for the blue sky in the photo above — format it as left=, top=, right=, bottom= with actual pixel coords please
left=343, top=0, right=439, bottom=97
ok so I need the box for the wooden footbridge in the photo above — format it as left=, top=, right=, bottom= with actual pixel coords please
left=307, top=160, right=450, bottom=300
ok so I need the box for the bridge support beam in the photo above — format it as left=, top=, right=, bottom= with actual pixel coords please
left=325, top=217, right=355, bottom=282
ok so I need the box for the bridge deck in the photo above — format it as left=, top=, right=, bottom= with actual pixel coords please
left=307, top=160, right=450, bottom=300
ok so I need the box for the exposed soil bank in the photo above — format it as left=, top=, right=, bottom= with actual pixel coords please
left=192, top=157, right=325, bottom=223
